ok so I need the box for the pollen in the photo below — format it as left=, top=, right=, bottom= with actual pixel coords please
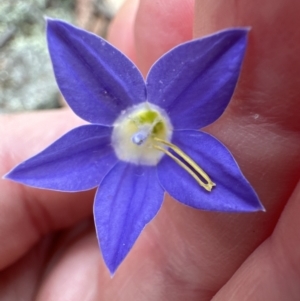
left=111, top=102, right=173, bottom=165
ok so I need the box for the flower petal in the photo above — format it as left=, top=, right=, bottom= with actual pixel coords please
left=157, top=130, right=264, bottom=212
left=94, top=162, right=164, bottom=275
left=47, top=19, right=146, bottom=125
left=5, top=125, right=118, bottom=191
left=146, top=29, right=248, bottom=129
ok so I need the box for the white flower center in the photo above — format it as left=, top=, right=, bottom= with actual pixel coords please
left=111, top=102, right=173, bottom=165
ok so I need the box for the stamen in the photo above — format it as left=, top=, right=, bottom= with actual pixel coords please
left=153, top=137, right=216, bottom=192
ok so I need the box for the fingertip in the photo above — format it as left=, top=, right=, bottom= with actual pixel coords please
left=135, top=0, right=194, bottom=76
left=107, top=0, right=139, bottom=63
left=108, top=0, right=194, bottom=75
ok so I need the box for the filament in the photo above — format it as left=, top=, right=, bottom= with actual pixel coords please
left=153, top=137, right=216, bottom=192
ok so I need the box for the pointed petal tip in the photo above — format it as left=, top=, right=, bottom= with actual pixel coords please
left=2, top=172, right=10, bottom=180
left=248, top=186, right=266, bottom=213
left=45, top=18, right=59, bottom=35
left=196, top=27, right=250, bottom=42
left=235, top=26, right=251, bottom=32
left=45, top=18, right=68, bottom=33
left=45, top=16, right=62, bottom=24
left=218, top=27, right=250, bottom=44
left=248, top=206, right=266, bottom=213
left=109, top=270, right=115, bottom=278
left=45, top=16, right=59, bottom=27
left=3, top=167, right=46, bottom=190
left=244, top=201, right=265, bottom=213
left=103, top=252, right=124, bottom=277
left=45, top=18, right=77, bottom=36
left=227, top=26, right=250, bottom=34
left=108, top=265, right=117, bottom=278
left=4, top=169, right=98, bottom=192
left=2, top=170, right=35, bottom=187
left=257, top=203, right=266, bottom=213
left=209, top=27, right=250, bottom=45
left=43, top=15, right=51, bottom=22
left=233, top=196, right=266, bottom=213
left=2, top=168, right=19, bottom=181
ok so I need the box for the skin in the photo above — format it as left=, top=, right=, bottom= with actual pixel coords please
left=1, top=0, right=300, bottom=299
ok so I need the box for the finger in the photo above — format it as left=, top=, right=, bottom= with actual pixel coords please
left=212, top=180, right=300, bottom=300
left=109, top=0, right=195, bottom=75
left=195, top=0, right=300, bottom=132
left=189, top=0, right=300, bottom=293
left=36, top=227, right=104, bottom=301
left=0, top=0, right=138, bottom=278
left=135, top=0, right=194, bottom=75
left=36, top=220, right=200, bottom=301
left=107, top=0, right=139, bottom=62
left=0, top=235, right=53, bottom=301
left=195, top=0, right=300, bottom=203
left=0, top=110, right=94, bottom=270
left=108, top=0, right=300, bottom=300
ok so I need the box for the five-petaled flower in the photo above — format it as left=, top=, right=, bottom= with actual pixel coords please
left=5, top=19, right=264, bottom=275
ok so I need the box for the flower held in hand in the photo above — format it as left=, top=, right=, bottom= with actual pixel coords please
left=5, top=19, right=264, bottom=275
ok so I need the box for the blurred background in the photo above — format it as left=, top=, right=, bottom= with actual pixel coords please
left=0, top=0, right=125, bottom=113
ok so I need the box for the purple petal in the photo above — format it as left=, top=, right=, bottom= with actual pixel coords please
left=94, top=162, right=164, bottom=275
left=157, top=130, right=264, bottom=212
left=47, top=19, right=146, bottom=125
left=5, top=125, right=118, bottom=191
left=146, top=29, right=248, bottom=129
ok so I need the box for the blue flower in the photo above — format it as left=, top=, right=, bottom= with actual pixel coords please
left=5, top=19, right=264, bottom=275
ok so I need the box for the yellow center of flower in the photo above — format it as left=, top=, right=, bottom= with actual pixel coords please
left=111, top=102, right=172, bottom=165
left=111, top=102, right=216, bottom=191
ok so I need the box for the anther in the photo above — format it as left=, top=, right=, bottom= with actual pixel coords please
left=153, top=137, right=216, bottom=192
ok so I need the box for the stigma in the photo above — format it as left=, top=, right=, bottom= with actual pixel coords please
left=131, top=130, right=149, bottom=145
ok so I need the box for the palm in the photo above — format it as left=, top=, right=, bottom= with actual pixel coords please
left=1, top=0, right=300, bottom=300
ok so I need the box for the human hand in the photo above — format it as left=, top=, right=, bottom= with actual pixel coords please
left=1, top=0, right=300, bottom=300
